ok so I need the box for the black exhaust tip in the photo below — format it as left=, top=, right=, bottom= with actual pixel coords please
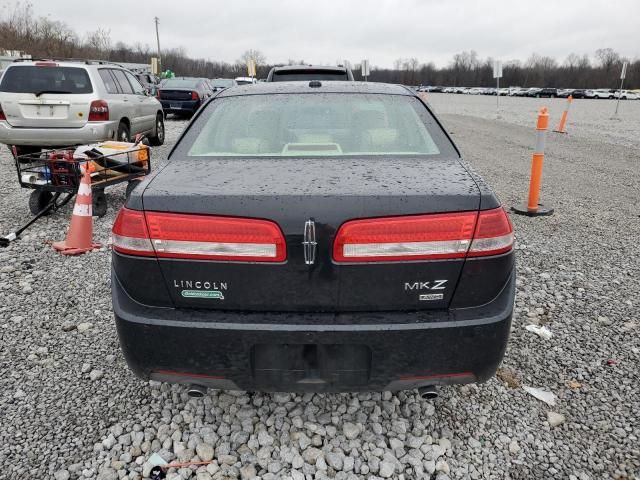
left=187, top=384, right=207, bottom=398
left=418, top=385, right=438, bottom=400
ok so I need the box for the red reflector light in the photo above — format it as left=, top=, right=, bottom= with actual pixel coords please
left=0, top=103, right=5, bottom=121
left=191, top=91, right=200, bottom=101
left=112, top=208, right=286, bottom=262
left=88, top=100, right=109, bottom=122
left=333, top=208, right=513, bottom=262
left=112, top=208, right=154, bottom=256
left=467, top=208, right=514, bottom=257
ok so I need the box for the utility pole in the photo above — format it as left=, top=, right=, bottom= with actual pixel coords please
left=613, top=61, right=628, bottom=117
left=154, top=17, right=162, bottom=73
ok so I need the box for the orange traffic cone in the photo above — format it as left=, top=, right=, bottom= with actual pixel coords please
left=52, top=166, right=102, bottom=255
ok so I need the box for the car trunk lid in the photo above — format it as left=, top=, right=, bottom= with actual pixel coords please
left=139, top=157, right=481, bottom=312
left=158, top=89, right=194, bottom=101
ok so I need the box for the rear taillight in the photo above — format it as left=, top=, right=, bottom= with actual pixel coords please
left=191, top=91, right=200, bottom=101
left=112, top=208, right=155, bottom=256
left=333, top=208, right=513, bottom=262
left=467, top=207, right=514, bottom=257
left=0, top=103, right=5, bottom=121
left=112, top=208, right=286, bottom=262
left=156, top=89, right=162, bottom=99
left=88, top=100, right=109, bottom=122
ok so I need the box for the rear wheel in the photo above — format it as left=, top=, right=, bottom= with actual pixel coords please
left=148, top=114, right=165, bottom=146
left=28, top=190, right=53, bottom=215
left=117, top=122, right=131, bottom=143
left=92, top=189, right=107, bottom=217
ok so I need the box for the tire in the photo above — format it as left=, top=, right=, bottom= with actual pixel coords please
left=148, top=113, right=165, bottom=146
left=126, top=180, right=140, bottom=198
left=28, top=190, right=53, bottom=216
left=92, top=190, right=107, bottom=217
left=117, top=122, right=131, bottom=143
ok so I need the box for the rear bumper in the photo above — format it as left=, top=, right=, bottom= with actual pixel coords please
left=160, top=100, right=199, bottom=114
left=112, top=270, right=515, bottom=393
left=0, top=120, right=119, bottom=147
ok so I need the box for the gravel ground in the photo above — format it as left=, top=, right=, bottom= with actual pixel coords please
left=0, top=100, right=638, bottom=480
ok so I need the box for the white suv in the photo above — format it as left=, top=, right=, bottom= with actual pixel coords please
left=0, top=60, right=165, bottom=154
left=585, top=89, right=615, bottom=99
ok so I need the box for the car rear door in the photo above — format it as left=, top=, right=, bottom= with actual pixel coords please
left=98, top=68, right=128, bottom=132
left=124, top=71, right=156, bottom=133
left=0, top=64, right=94, bottom=128
left=109, top=69, right=139, bottom=133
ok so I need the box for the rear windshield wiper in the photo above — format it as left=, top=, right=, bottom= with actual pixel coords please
left=34, top=90, right=72, bottom=97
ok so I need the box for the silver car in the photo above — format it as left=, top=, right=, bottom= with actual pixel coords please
left=0, top=60, right=164, bottom=154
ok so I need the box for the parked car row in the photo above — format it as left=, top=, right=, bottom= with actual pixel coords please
left=417, top=85, right=640, bottom=100
left=0, top=59, right=248, bottom=156
left=0, top=59, right=367, bottom=154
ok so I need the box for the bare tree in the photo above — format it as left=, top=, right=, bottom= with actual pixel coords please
left=238, top=49, right=266, bottom=67
left=595, top=48, right=620, bottom=71
left=85, top=28, right=111, bottom=58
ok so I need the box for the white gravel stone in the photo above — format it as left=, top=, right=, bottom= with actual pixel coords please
left=509, top=440, right=521, bottom=454
left=195, top=443, right=214, bottom=462
left=325, top=451, right=344, bottom=470
left=54, top=470, right=70, bottom=480
left=342, top=422, right=360, bottom=440
left=76, top=322, right=93, bottom=332
left=302, top=447, right=323, bottom=464
left=547, top=411, right=567, bottom=427
left=239, top=464, right=256, bottom=479
left=379, top=461, right=395, bottom=478
left=436, top=459, right=450, bottom=474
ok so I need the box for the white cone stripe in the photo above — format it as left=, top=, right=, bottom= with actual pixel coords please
left=77, top=183, right=92, bottom=196
left=73, top=204, right=92, bottom=217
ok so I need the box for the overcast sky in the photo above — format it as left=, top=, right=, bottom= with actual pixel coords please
left=24, top=0, right=640, bottom=68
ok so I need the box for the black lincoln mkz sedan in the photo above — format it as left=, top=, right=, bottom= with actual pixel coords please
left=112, top=81, right=515, bottom=396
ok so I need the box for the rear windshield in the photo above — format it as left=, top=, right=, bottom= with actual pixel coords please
left=0, top=66, right=93, bottom=94
left=161, top=78, right=200, bottom=89
left=186, top=93, right=444, bottom=157
left=272, top=70, right=348, bottom=82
